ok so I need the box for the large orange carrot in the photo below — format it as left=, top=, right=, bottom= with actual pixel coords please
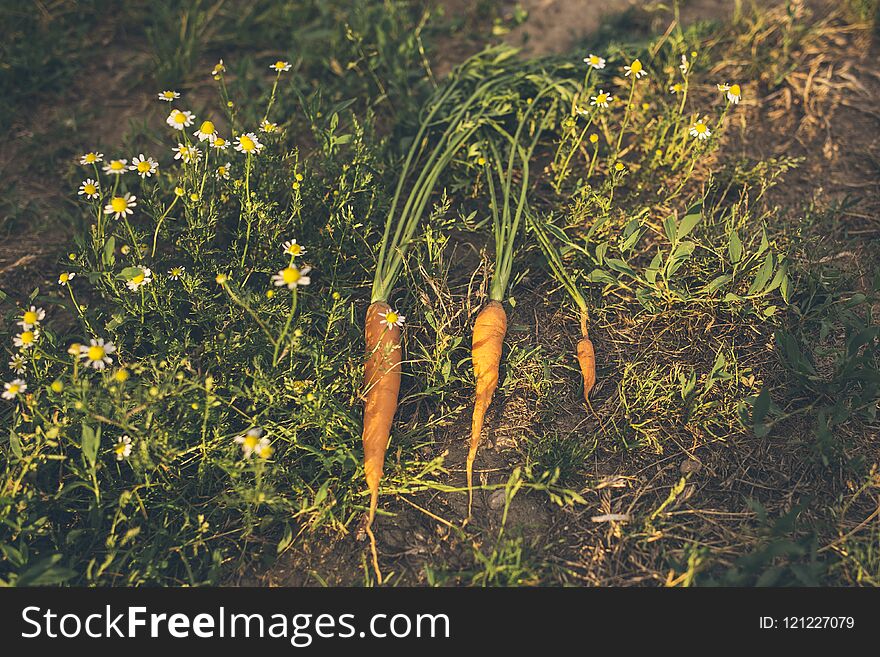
left=362, top=300, right=401, bottom=582
left=466, top=300, right=507, bottom=515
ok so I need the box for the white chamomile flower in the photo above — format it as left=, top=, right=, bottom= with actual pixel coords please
left=172, top=143, right=202, bottom=164
left=104, top=192, right=137, bottom=219
left=212, top=136, right=229, bottom=150
left=211, top=59, right=226, bottom=77
left=158, top=90, right=180, bottom=102
left=2, top=379, right=27, bottom=401
left=58, top=272, right=75, bottom=285
left=583, top=54, right=606, bottom=70
left=623, top=58, right=646, bottom=79
left=80, top=152, right=104, bottom=165
left=166, top=109, right=196, bottom=130
left=216, top=162, right=231, bottom=179
left=14, top=329, right=39, bottom=350
left=679, top=54, right=689, bottom=75
left=18, top=305, right=45, bottom=330
left=78, top=179, right=100, bottom=199
left=282, top=239, right=305, bottom=257
left=590, top=90, right=613, bottom=108
left=194, top=120, right=218, bottom=143
left=168, top=266, right=186, bottom=280
left=235, top=428, right=264, bottom=458
left=114, top=435, right=133, bottom=461
left=130, top=154, right=158, bottom=178
left=272, top=265, right=311, bottom=289
left=8, top=354, right=27, bottom=374
left=126, top=266, right=152, bottom=291
left=259, top=120, right=278, bottom=133
left=718, top=82, right=741, bottom=104
left=103, top=159, right=128, bottom=175
left=269, top=60, right=291, bottom=72
left=690, top=117, right=712, bottom=140
left=80, top=338, right=116, bottom=370
left=670, top=82, right=684, bottom=94
left=234, top=132, right=263, bottom=155
left=379, top=309, right=405, bottom=329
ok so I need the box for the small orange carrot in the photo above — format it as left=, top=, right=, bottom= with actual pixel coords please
left=361, top=301, right=402, bottom=583
left=466, top=300, right=507, bottom=516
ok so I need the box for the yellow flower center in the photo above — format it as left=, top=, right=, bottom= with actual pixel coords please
left=630, top=59, right=642, bottom=73
left=174, top=112, right=187, bottom=124
left=88, top=345, right=105, bottom=361
left=385, top=311, right=398, bottom=325
left=218, top=166, right=227, bottom=176
left=23, top=311, right=38, bottom=324
left=281, top=267, right=300, bottom=284
left=614, top=162, right=624, bottom=171
left=243, top=435, right=259, bottom=450
left=729, top=84, right=741, bottom=96
left=131, top=273, right=145, bottom=285
left=200, top=120, right=215, bottom=134
left=21, top=331, right=35, bottom=344
left=115, top=443, right=127, bottom=455
left=589, top=56, right=599, bottom=65
left=111, top=197, right=128, bottom=213
left=137, top=161, right=151, bottom=172
left=695, top=123, right=707, bottom=133
left=84, top=153, right=97, bottom=162
left=274, top=61, right=286, bottom=69
left=596, top=93, right=607, bottom=104
left=7, top=384, right=20, bottom=395
left=286, top=243, right=302, bottom=256
left=589, top=134, right=599, bottom=143
left=60, top=273, right=70, bottom=283
left=672, top=83, right=682, bottom=93
left=84, top=183, right=97, bottom=195
left=239, top=135, right=255, bottom=151
left=110, top=161, right=125, bottom=171
left=214, top=137, right=226, bottom=147
left=162, top=92, right=174, bottom=99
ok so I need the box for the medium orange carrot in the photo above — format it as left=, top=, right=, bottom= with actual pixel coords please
left=466, top=300, right=507, bottom=516
left=577, top=335, right=596, bottom=401
left=362, top=300, right=402, bottom=583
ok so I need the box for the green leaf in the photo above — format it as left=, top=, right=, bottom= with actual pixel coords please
left=81, top=424, right=100, bottom=469
left=667, top=241, right=695, bottom=277
left=9, top=429, right=22, bottom=459
left=663, top=215, right=678, bottom=244
left=644, top=252, right=662, bottom=284
left=728, top=230, right=743, bottom=264
left=678, top=210, right=702, bottom=240
left=752, top=387, right=772, bottom=438
left=103, top=236, right=116, bottom=267
left=704, top=274, right=732, bottom=293
left=605, top=258, right=636, bottom=278
left=585, top=269, right=617, bottom=285
left=748, top=253, right=775, bottom=295
left=15, top=555, right=76, bottom=586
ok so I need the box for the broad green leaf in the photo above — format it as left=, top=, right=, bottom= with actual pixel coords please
left=81, top=424, right=100, bottom=469
left=605, top=258, right=636, bottom=278
left=747, top=253, right=775, bottom=295
left=752, top=387, right=772, bottom=438
left=585, top=269, right=617, bottom=285
left=728, top=230, right=743, bottom=264
left=663, top=215, right=678, bottom=244
left=704, top=274, right=732, bottom=293
left=9, top=429, right=22, bottom=459
left=678, top=211, right=702, bottom=240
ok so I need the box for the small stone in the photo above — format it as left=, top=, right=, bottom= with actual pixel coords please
left=488, top=489, right=507, bottom=510
left=680, top=459, right=702, bottom=474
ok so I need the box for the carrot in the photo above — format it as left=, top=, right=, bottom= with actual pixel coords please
left=577, top=337, right=596, bottom=402
left=530, top=214, right=598, bottom=402
left=466, top=300, right=507, bottom=514
left=361, top=300, right=402, bottom=583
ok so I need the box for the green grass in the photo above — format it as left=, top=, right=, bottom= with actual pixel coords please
left=0, top=0, right=878, bottom=587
